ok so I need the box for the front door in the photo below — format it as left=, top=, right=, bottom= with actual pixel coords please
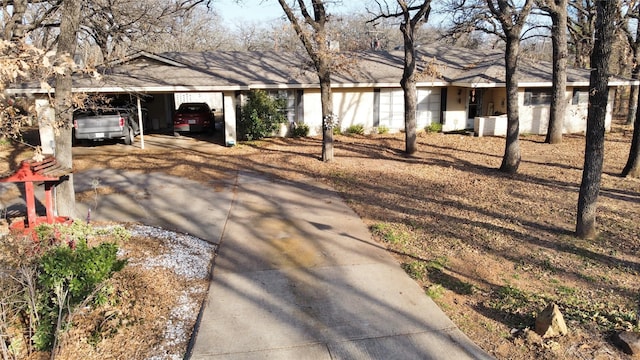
left=467, top=88, right=483, bottom=128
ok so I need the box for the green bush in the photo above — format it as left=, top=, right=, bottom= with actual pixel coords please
left=425, top=122, right=443, bottom=133
left=345, top=124, right=365, bottom=135
left=0, top=222, right=129, bottom=353
left=377, top=125, right=389, bottom=134
left=333, top=126, right=342, bottom=135
left=238, top=90, right=287, bottom=141
left=34, top=239, right=126, bottom=350
left=290, top=123, right=309, bottom=138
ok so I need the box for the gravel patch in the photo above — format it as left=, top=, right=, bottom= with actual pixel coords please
left=129, top=225, right=216, bottom=279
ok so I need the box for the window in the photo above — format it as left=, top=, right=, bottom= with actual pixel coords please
left=572, top=88, right=589, bottom=105
left=524, top=88, right=552, bottom=106
left=267, top=90, right=297, bottom=123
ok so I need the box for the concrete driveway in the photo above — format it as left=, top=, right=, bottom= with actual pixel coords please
left=73, top=168, right=493, bottom=359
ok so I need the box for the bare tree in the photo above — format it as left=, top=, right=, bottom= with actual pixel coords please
left=536, top=0, right=567, bottom=144
left=369, top=0, right=432, bottom=155
left=448, top=0, right=533, bottom=173
left=576, top=0, right=617, bottom=239
left=132, top=10, right=234, bottom=53
left=491, top=0, right=533, bottom=173
left=80, top=0, right=212, bottom=61
left=567, top=0, right=595, bottom=68
left=277, top=0, right=335, bottom=162
left=332, top=12, right=406, bottom=51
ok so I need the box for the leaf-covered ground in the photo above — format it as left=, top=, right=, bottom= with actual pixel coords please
left=2, top=121, right=639, bottom=359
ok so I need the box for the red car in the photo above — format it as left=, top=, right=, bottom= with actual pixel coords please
left=173, top=102, right=215, bottom=134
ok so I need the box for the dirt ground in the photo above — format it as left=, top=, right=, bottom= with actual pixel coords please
left=1, top=122, right=639, bottom=359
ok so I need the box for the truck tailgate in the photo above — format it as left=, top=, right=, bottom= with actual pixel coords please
left=75, top=116, right=123, bottom=135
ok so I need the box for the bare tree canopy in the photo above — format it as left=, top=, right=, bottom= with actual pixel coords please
left=567, top=0, right=596, bottom=68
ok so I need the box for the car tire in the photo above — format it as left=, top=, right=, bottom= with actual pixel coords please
left=124, top=126, right=134, bottom=145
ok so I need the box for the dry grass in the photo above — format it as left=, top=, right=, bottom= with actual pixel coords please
left=2, top=123, right=639, bottom=359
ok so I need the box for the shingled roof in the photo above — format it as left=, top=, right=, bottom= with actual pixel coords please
left=12, top=44, right=632, bottom=94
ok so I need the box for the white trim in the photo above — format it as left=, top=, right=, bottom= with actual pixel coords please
left=106, top=51, right=188, bottom=68
left=8, top=85, right=248, bottom=94
left=248, top=83, right=317, bottom=90
left=451, top=82, right=505, bottom=88
left=608, top=80, right=640, bottom=86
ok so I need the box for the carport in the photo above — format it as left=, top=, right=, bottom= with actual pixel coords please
left=27, top=51, right=247, bottom=153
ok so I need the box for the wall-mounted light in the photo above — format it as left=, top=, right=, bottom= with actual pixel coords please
left=501, top=98, right=505, bottom=107
left=457, top=89, right=462, bottom=103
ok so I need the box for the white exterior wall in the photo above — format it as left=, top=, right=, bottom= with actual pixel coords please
left=564, top=87, right=588, bottom=134
left=605, top=88, right=614, bottom=131
left=518, top=89, right=551, bottom=134
left=223, top=91, right=238, bottom=146
left=477, top=87, right=614, bottom=136
left=302, top=89, right=323, bottom=136
left=299, top=86, right=617, bottom=137
left=332, top=89, right=375, bottom=133
left=442, top=87, right=468, bottom=132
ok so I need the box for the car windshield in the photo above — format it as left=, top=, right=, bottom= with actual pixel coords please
left=178, top=104, right=208, bottom=113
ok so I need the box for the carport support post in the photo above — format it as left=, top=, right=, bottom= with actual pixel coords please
left=223, top=91, right=238, bottom=146
left=137, top=96, right=144, bottom=149
left=36, top=98, right=56, bottom=154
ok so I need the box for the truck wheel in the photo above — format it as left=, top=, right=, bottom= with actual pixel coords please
left=124, top=126, right=134, bottom=145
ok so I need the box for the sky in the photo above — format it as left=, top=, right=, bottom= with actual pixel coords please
left=213, top=0, right=369, bottom=25
left=213, top=1, right=450, bottom=30
left=214, top=0, right=287, bottom=24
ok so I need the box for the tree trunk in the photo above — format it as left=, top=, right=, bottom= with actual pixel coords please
left=53, top=0, right=82, bottom=218
left=319, top=65, right=334, bottom=162
left=500, top=35, right=521, bottom=173
left=6, top=0, right=27, bottom=41
left=401, top=22, right=417, bottom=155
left=623, top=88, right=640, bottom=177
left=627, top=83, right=639, bottom=126
left=546, top=2, right=567, bottom=144
left=626, top=20, right=640, bottom=126
left=276, top=0, right=333, bottom=162
left=576, top=0, right=615, bottom=239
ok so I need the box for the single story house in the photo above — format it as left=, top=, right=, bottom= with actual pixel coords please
left=14, top=44, right=637, bottom=150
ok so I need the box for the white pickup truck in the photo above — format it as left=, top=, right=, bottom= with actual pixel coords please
left=73, top=107, right=141, bottom=145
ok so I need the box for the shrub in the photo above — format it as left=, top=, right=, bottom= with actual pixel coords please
left=290, top=123, right=309, bottom=138
left=377, top=125, right=389, bottom=134
left=35, top=239, right=126, bottom=350
left=333, top=126, right=342, bottom=135
left=238, top=90, right=287, bottom=141
left=0, top=222, right=128, bottom=353
left=425, top=122, right=443, bottom=133
left=345, top=124, right=365, bottom=135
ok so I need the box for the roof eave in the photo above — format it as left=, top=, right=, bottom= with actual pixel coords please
left=6, top=85, right=249, bottom=95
